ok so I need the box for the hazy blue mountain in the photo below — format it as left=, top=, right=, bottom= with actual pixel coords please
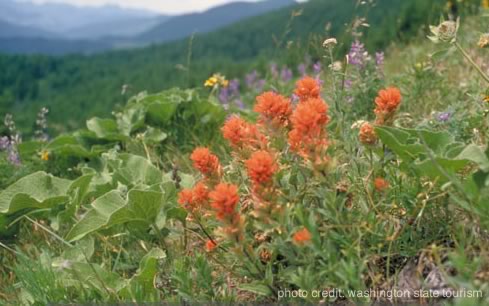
left=0, top=19, right=57, bottom=38
left=0, top=0, right=159, bottom=38
left=138, top=0, right=297, bottom=44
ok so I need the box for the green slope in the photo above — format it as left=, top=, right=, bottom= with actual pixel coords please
left=0, top=0, right=464, bottom=132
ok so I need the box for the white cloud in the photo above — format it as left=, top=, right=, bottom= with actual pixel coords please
left=28, top=0, right=265, bottom=14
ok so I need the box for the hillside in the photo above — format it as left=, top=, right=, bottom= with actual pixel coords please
left=137, top=0, right=296, bottom=44
left=0, top=0, right=453, bottom=131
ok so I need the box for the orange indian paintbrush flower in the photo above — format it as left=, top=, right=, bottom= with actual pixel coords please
left=359, top=122, right=377, bottom=145
left=374, top=177, right=390, bottom=192
left=293, top=228, right=312, bottom=246
left=254, top=91, right=292, bottom=127
left=190, top=147, right=220, bottom=176
left=374, top=87, right=402, bottom=125
left=209, top=183, right=240, bottom=221
left=221, top=116, right=266, bottom=150
left=245, top=150, right=277, bottom=186
left=294, top=76, right=321, bottom=102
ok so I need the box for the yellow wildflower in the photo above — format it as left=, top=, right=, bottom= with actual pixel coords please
left=479, top=33, right=489, bottom=49
left=41, top=151, right=50, bottom=161
left=483, top=0, right=489, bottom=9
left=204, top=73, right=229, bottom=88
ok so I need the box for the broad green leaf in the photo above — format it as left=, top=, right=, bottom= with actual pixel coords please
left=66, top=189, right=164, bottom=242
left=87, top=117, right=127, bottom=141
left=112, top=154, right=162, bottom=187
left=375, top=126, right=425, bottom=161
left=116, top=105, right=145, bottom=136
left=146, top=102, right=179, bottom=125
left=455, top=144, right=489, bottom=172
left=143, top=127, right=167, bottom=144
left=0, top=172, right=72, bottom=214
left=119, top=248, right=166, bottom=298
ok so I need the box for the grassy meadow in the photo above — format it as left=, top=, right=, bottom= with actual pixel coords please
left=0, top=0, right=489, bottom=304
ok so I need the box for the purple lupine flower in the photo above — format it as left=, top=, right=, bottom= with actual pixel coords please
left=270, top=63, right=279, bottom=79
left=7, top=148, right=21, bottom=166
left=234, top=99, right=245, bottom=109
left=229, top=79, right=240, bottom=96
left=0, top=136, right=9, bottom=150
left=298, top=63, right=307, bottom=76
left=281, top=66, right=293, bottom=83
left=313, top=62, right=322, bottom=75
left=437, top=112, right=452, bottom=122
left=375, top=52, right=385, bottom=67
left=343, top=79, right=353, bottom=89
left=348, top=40, right=368, bottom=68
left=218, top=87, right=230, bottom=104
left=245, top=70, right=258, bottom=88
left=256, top=79, right=266, bottom=92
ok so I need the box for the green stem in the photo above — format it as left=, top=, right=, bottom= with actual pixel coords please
left=454, top=41, right=489, bottom=84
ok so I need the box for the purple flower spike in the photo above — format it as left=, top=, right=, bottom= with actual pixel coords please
left=437, top=112, right=452, bottom=122
left=298, top=63, right=307, bottom=76
left=313, top=62, right=322, bottom=75
left=348, top=40, right=368, bottom=68
left=281, top=67, right=293, bottom=83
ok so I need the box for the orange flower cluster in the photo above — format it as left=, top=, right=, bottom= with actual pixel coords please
left=374, top=87, right=402, bottom=125
left=221, top=116, right=267, bottom=152
left=288, top=97, right=330, bottom=164
left=254, top=91, right=292, bottom=127
left=293, top=228, right=312, bottom=246
left=209, top=183, right=240, bottom=221
left=245, top=150, right=277, bottom=187
left=190, top=147, right=221, bottom=177
left=178, top=182, right=209, bottom=213
left=294, top=77, right=321, bottom=102
left=374, top=177, right=389, bottom=192
left=205, top=239, right=217, bottom=252
left=359, top=122, right=377, bottom=145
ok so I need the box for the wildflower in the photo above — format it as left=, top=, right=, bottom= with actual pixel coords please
left=294, top=76, right=321, bottom=102
left=192, top=181, right=209, bottom=204
left=428, top=19, right=459, bottom=44
left=205, top=73, right=228, bottom=88
left=221, top=116, right=266, bottom=151
left=7, top=149, right=21, bottom=166
left=205, top=240, right=217, bottom=252
left=254, top=91, right=292, bottom=127
left=375, top=52, right=385, bottom=67
left=245, top=150, right=277, bottom=187
left=35, top=107, right=49, bottom=142
left=0, top=136, right=9, bottom=150
left=178, top=181, right=210, bottom=213
left=479, top=33, right=489, bottom=49
left=329, top=61, right=342, bottom=72
left=348, top=40, right=368, bottom=68
left=437, top=112, right=452, bottom=122
left=41, top=150, right=50, bottom=161
left=484, top=95, right=489, bottom=104
left=484, top=0, right=489, bottom=9
left=359, top=122, right=377, bottom=145
left=313, top=62, right=322, bottom=75
left=290, top=98, right=329, bottom=135
left=374, top=87, right=402, bottom=125
left=245, top=71, right=258, bottom=88
left=323, top=38, right=337, bottom=48
left=190, top=147, right=220, bottom=176
left=374, top=177, right=390, bottom=192
left=209, top=183, right=240, bottom=221
left=281, top=67, right=293, bottom=83
left=293, top=228, right=312, bottom=246
left=178, top=188, right=195, bottom=211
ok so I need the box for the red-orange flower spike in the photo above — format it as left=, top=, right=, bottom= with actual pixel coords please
left=254, top=91, right=292, bottom=127
left=293, top=228, right=312, bottom=246
left=359, top=122, right=377, bottom=145
left=178, top=189, right=195, bottom=211
left=294, top=76, right=321, bottom=102
left=193, top=181, right=209, bottom=204
left=245, top=150, right=277, bottom=186
left=374, top=87, right=402, bottom=125
left=221, top=116, right=266, bottom=150
left=374, top=177, right=390, bottom=192
left=209, top=183, right=240, bottom=221
left=290, top=98, right=329, bottom=135
left=205, top=240, right=217, bottom=252
left=190, top=147, right=220, bottom=176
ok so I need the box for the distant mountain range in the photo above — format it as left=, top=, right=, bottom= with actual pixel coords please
left=0, top=0, right=297, bottom=55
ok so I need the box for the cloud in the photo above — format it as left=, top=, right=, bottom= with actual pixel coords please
left=29, top=0, right=263, bottom=14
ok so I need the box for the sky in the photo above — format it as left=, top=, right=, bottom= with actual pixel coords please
left=29, top=0, right=270, bottom=14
